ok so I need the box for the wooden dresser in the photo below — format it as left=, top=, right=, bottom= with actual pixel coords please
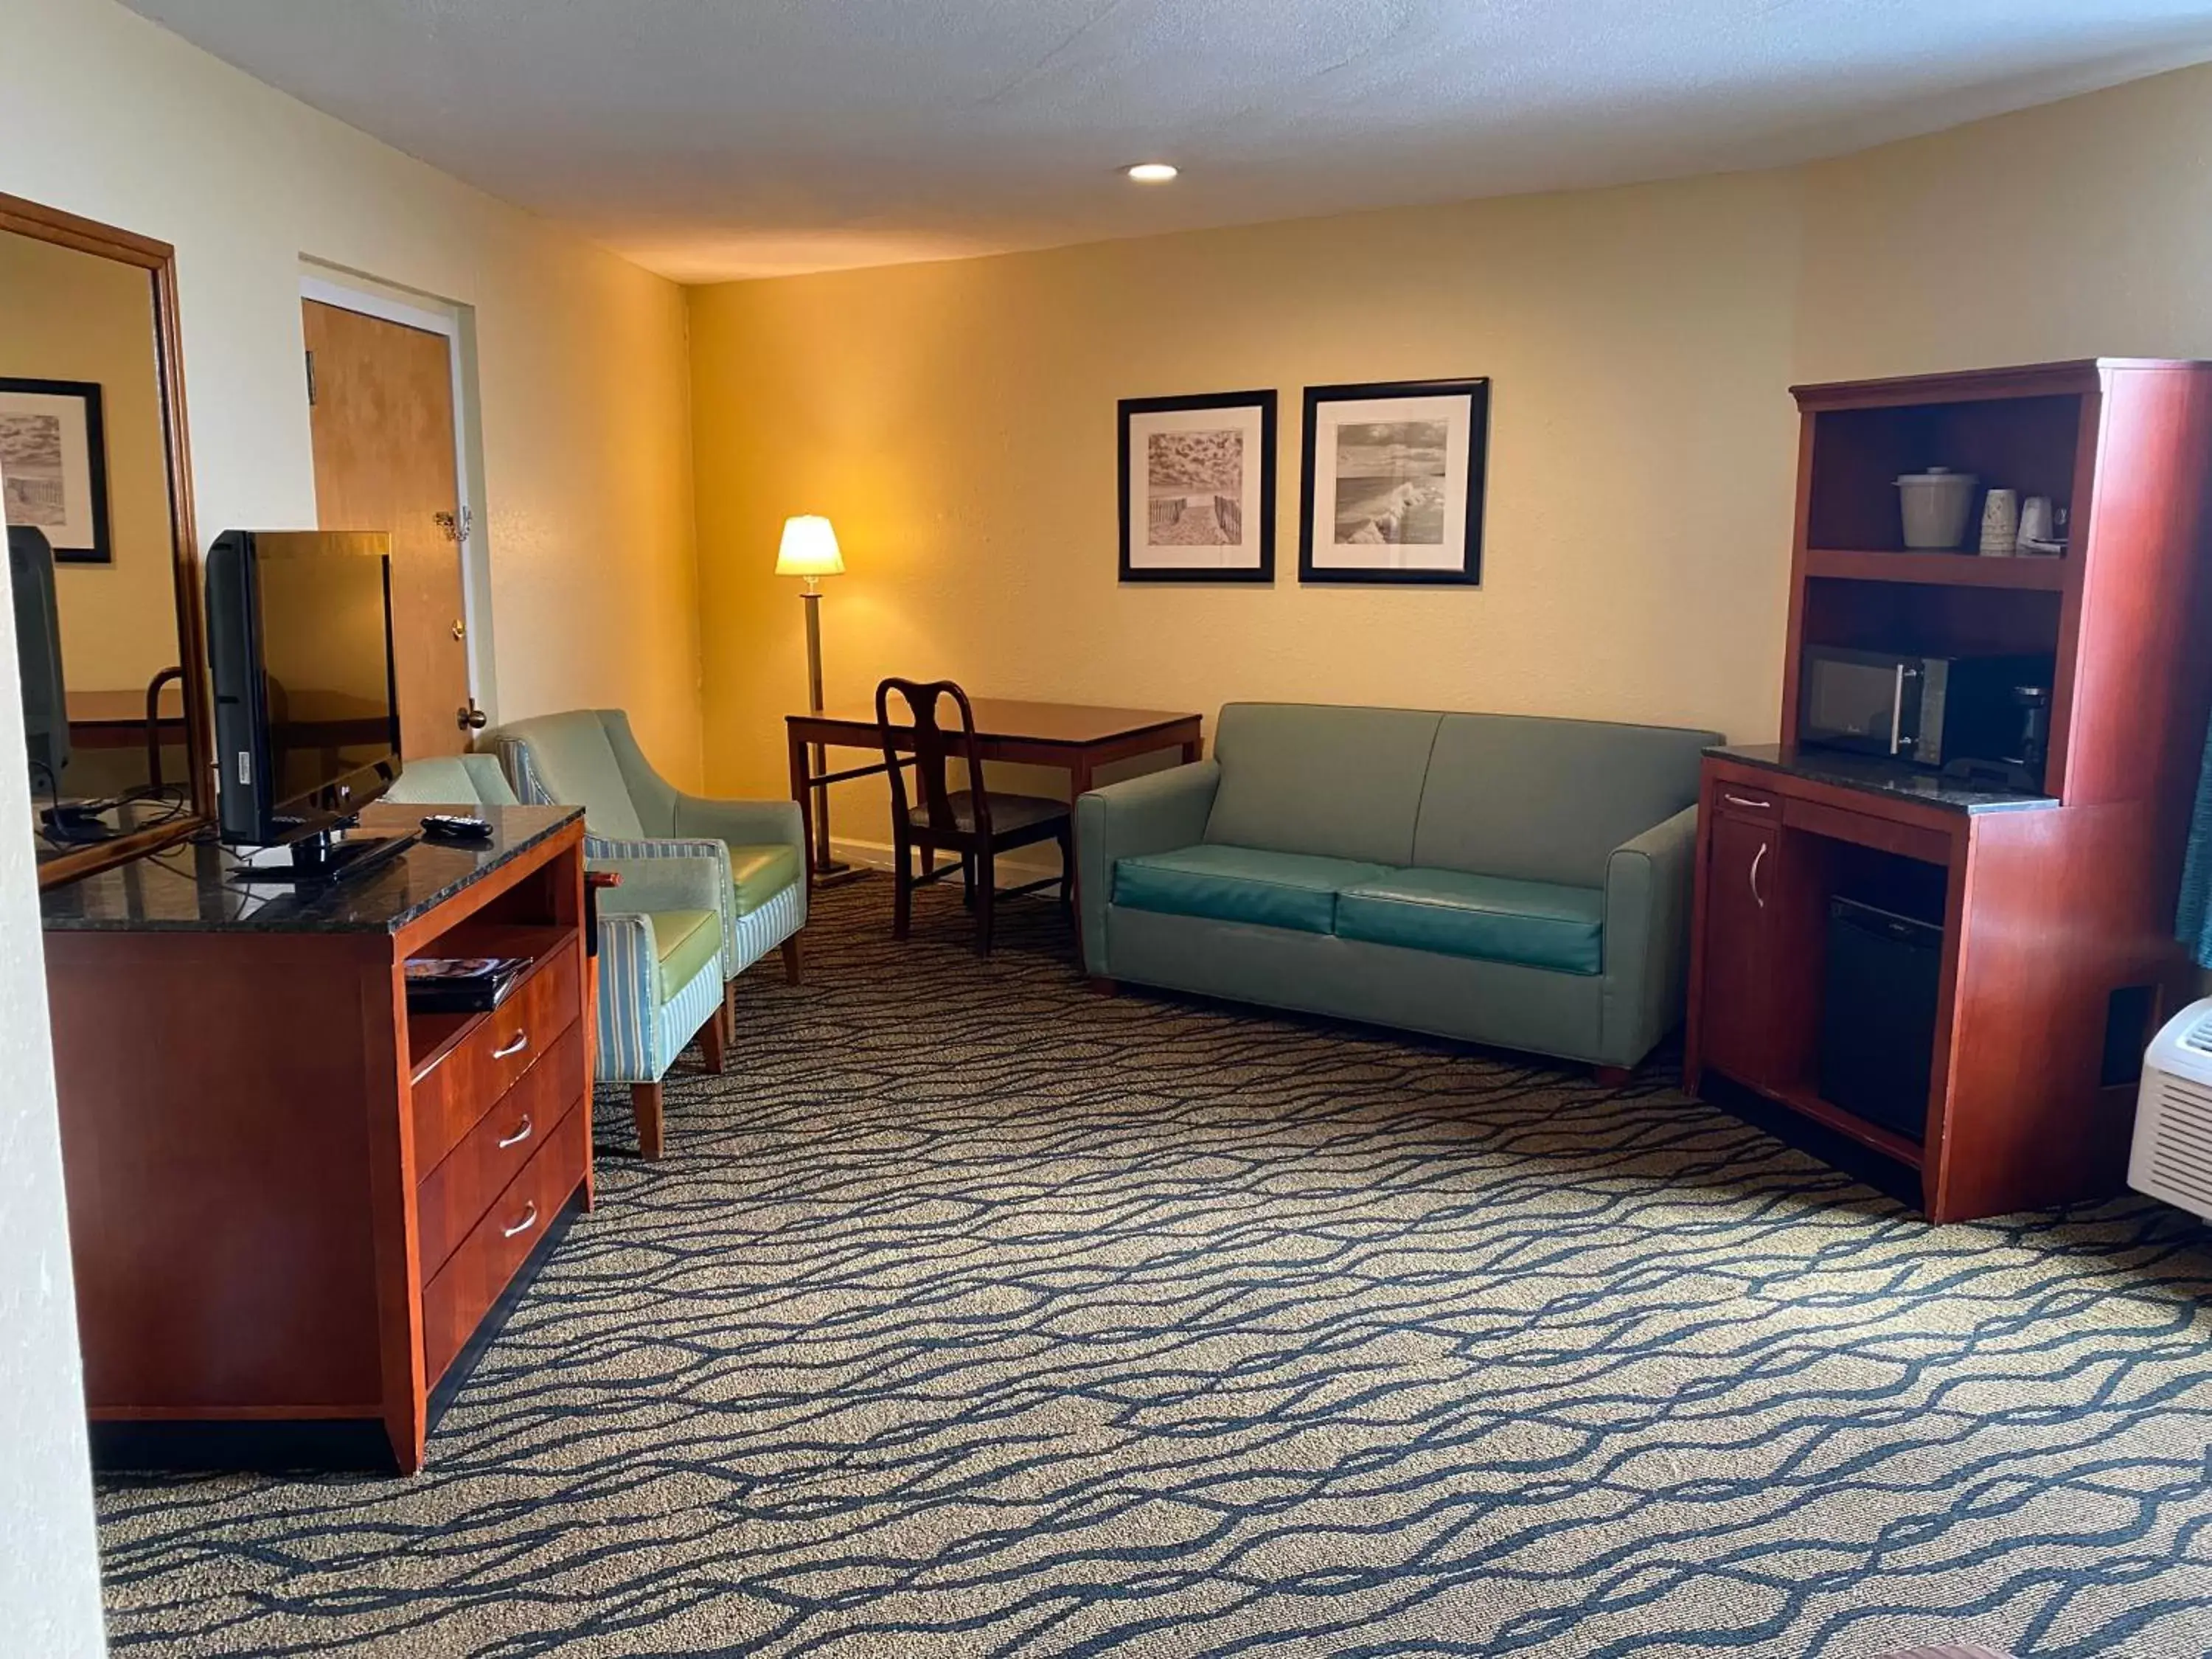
left=1686, top=359, right=2212, bottom=1222
left=41, top=802, right=591, bottom=1472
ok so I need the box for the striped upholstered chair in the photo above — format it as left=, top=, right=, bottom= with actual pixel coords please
left=383, top=749, right=731, bottom=1161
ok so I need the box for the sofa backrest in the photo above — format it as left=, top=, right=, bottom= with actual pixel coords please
left=1412, top=714, right=1719, bottom=886
left=1203, top=703, right=1442, bottom=865
left=384, top=753, right=518, bottom=809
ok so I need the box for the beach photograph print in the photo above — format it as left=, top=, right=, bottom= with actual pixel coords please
left=1147, top=428, right=1245, bottom=547
left=1119, top=389, right=1277, bottom=582
left=1334, top=420, right=1448, bottom=546
left=0, top=379, right=110, bottom=563
left=1301, top=378, right=1487, bottom=585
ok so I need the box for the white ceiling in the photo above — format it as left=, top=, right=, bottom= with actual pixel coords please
left=119, top=0, right=2212, bottom=283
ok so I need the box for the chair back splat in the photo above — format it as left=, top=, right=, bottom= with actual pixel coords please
left=878, top=677, right=992, bottom=841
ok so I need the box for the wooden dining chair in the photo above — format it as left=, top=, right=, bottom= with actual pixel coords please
left=877, top=677, right=1072, bottom=953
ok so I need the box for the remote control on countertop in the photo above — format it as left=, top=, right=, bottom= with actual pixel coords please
left=420, top=813, right=495, bottom=842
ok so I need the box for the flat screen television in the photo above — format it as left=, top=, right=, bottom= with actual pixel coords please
left=206, top=529, right=409, bottom=880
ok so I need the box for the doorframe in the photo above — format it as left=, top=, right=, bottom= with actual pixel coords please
left=298, top=262, right=498, bottom=729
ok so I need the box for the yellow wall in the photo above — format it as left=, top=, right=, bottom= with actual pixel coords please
left=0, top=0, right=703, bottom=784
left=692, top=60, right=2212, bottom=836
left=691, top=170, right=1807, bottom=816
left=0, top=229, right=181, bottom=695
left=1795, top=64, right=2212, bottom=380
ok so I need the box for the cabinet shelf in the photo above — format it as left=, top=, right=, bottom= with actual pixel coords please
left=1768, top=1081, right=1926, bottom=1170
left=1804, top=549, right=2068, bottom=590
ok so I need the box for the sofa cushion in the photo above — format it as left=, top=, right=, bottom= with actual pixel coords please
left=651, top=908, right=722, bottom=1002
left=1114, top=844, right=1393, bottom=935
left=1411, top=714, right=1719, bottom=887
left=1203, top=703, right=1443, bottom=866
left=727, top=844, right=803, bottom=916
left=1336, top=869, right=1605, bottom=975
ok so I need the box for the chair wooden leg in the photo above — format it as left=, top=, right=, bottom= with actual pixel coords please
left=1594, top=1064, right=1632, bottom=1088
left=631, top=1082, right=665, bottom=1161
left=700, top=1007, right=727, bottom=1074
left=975, top=847, right=996, bottom=955
left=781, top=934, right=803, bottom=984
left=961, top=852, right=975, bottom=908
left=892, top=840, right=913, bottom=940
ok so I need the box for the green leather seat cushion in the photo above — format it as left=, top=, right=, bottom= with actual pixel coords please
left=1336, top=869, right=1604, bottom=975
left=1113, top=844, right=1392, bottom=935
left=726, top=843, right=803, bottom=916
left=652, top=908, right=722, bottom=1002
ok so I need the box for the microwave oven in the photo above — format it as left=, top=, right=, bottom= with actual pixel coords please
left=1798, top=646, right=2053, bottom=776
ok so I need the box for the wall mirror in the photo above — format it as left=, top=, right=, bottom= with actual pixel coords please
left=0, top=192, right=211, bottom=885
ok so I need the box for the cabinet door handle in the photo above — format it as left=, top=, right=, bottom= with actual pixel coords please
left=491, top=1031, right=529, bottom=1060
left=1750, top=841, right=1768, bottom=908
left=1722, top=792, right=1772, bottom=812
left=496, top=1115, right=534, bottom=1150
left=501, top=1201, right=540, bottom=1239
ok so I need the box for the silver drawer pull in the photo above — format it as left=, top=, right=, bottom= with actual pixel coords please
left=1722, top=792, right=1773, bottom=811
left=490, top=1031, right=529, bottom=1060
left=501, top=1202, right=540, bottom=1239
left=1750, top=841, right=1769, bottom=908
left=495, top=1116, right=534, bottom=1150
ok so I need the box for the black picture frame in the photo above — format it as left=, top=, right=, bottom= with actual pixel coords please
left=0, top=376, right=112, bottom=566
left=1298, top=376, right=1488, bottom=585
left=1118, top=389, right=1277, bottom=583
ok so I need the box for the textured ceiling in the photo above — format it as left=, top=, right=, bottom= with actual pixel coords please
left=119, top=0, right=2212, bottom=282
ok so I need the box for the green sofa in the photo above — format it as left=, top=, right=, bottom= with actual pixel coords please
left=1077, top=703, right=1721, bottom=1074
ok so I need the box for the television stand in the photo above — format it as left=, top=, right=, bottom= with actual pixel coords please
left=230, top=826, right=421, bottom=885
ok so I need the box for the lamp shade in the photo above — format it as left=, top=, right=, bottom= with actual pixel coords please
left=776, top=515, right=845, bottom=577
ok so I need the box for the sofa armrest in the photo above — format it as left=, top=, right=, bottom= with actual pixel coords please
left=589, top=854, right=728, bottom=921
left=672, top=793, right=805, bottom=849
left=1598, top=803, right=1699, bottom=1068
left=1075, top=760, right=1222, bottom=975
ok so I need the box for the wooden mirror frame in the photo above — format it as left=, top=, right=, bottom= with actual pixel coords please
left=0, top=191, right=215, bottom=886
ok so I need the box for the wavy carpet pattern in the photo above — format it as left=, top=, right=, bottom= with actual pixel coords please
left=97, top=885, right=2212, bottom=1658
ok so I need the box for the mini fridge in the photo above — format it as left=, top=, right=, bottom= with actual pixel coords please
left=1818, top=896, right=1943, bottom=1142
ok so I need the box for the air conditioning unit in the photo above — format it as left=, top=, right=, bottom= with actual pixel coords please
left=2129, top=998, right=2212, bottom=1221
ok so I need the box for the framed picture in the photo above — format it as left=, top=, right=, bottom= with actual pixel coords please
left=1119, top=389, right=1276, bottom=582
left=0, top=378, right=111, bottom=565
left=1299, top=377, right=1487, bottom=585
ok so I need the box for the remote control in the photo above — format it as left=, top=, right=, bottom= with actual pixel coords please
left=420, top=813, right=494, bottom=842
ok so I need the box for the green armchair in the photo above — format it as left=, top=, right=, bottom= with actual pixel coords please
left=383, top=749, right=731, bottom=1161
left=488, top=706, right=809, bottom=998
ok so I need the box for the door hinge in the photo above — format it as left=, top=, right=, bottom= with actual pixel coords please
left=304, top=348, right=317, bottom=407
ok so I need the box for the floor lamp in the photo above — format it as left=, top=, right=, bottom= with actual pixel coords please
left=777, top=515, right=861, bottom=884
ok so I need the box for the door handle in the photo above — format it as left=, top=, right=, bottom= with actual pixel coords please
left=1749, top=841, right=1768, bottom=909
left=491, top=1030, right=529, bottom=1060
left=457, top=698, right=489, bottom=732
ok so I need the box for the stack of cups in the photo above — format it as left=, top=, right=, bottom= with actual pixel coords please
left=1980, top=489, right=2020, bottom=556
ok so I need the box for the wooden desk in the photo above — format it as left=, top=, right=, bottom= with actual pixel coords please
left=66, top=686, right=187, bottom=751
left=41, top=804, right=591, bottom=1473
left=785, top=698, right=1203, bottom=882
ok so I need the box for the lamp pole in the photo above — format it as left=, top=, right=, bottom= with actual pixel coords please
left=801, top=574, right=858, bottom=884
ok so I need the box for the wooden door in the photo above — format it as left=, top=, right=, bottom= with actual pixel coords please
left=303, top=299, right=470, bottom=762
left=1698, top=809, right=1784, bottom=1091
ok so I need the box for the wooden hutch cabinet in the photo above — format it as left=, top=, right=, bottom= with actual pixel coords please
left=1686, top=360, right=2212, bottom=1222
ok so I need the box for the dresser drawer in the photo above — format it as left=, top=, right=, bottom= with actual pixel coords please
left=417, top=1022, right=585, bottom=1285
left=421, top=1101, right=588, bottom=1388
left=411, top=945, right=580, bottom=1172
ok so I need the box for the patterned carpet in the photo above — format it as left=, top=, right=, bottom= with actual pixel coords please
left=97, top=883, right=2212, bottom=1658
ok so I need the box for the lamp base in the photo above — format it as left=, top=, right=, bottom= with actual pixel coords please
left=812, top=859, right=869, bottom=888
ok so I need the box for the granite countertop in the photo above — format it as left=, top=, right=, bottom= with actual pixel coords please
left=1707, top=744, right=2059, bottom=814
left=40, top=803, right=584, bottom=933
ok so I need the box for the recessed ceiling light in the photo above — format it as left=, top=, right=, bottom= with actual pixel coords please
left=1124, top=162, right=1179, bottom=183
